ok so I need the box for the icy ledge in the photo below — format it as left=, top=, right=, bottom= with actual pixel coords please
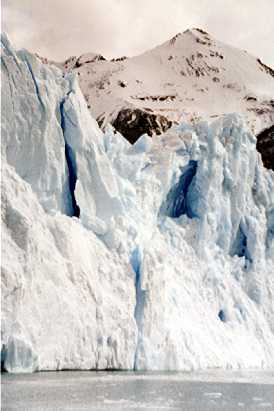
left=1, top=33, right=274, bottom=373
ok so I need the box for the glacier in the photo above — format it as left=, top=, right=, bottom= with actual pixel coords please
left=1, top=33, right=274, bottom=373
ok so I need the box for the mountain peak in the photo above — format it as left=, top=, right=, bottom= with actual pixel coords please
left=168, top=27, right=213, bottom=47
left=54, top=30, right=274, bottom=144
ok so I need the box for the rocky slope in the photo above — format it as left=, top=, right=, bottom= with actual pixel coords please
left=256, top=125, right=274, bottom=169
left=1, top=33, right=274, bottom=373
left=57, top=28, right=274, bottom=150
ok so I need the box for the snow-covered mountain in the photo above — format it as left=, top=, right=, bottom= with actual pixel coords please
left=1, top=33, right=274, bottom=373
left=57, top=28, right=274, bottom=145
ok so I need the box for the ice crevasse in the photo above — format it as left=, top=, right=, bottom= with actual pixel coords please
left=1, top=33, right=274, bottom=373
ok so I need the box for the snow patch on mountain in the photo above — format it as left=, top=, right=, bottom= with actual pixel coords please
left=1, top=34, right=274, bottom=373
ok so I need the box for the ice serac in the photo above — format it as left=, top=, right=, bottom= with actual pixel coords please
left=1, top=35, right=71, bottom=215
left=1, top=34, right=274, bottom=373
left=1, top=33, right=137, bottom=373
left=131, top=116, right=274, bottom=370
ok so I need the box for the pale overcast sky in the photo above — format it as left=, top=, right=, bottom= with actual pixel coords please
left=2, top=0, right=274, bottom=66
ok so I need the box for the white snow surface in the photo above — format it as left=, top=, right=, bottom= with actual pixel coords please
left=59, top=28, right=274, bottom=135
left=1, top=33, right=274, bottom=373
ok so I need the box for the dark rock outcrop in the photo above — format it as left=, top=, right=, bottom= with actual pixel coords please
left=112, top=108, right=173, bottom=144
left=257, top=59, right=274, bottom=78
left=75, top=54, right=106, bottom=68
left=256, top=125, right=274, bottom=170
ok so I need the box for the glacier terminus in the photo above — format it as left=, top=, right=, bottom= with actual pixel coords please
left=1, top=33, right=274, bottom=373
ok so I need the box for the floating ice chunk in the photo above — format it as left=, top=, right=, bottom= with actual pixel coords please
left=3, top=337, right=38, bottom=373
left=204, top=392, right=223, bottom=398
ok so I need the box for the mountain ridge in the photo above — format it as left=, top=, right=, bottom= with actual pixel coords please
left=46, top=28, right=274, bottom=148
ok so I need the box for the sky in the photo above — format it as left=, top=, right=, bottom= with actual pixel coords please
left=2, top=0, right=274, bottom=67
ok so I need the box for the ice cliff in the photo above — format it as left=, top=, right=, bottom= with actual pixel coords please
left=1, top=34, right=274, bottom=373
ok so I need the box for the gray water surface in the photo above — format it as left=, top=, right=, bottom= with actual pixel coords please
left=2, top=370, right=274, bottom=411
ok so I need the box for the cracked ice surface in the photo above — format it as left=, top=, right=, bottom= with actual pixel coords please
left=1, top=33, right=274, bottom=372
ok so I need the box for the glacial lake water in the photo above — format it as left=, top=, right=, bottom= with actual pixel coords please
left=2, top=370, right=274, bottom=411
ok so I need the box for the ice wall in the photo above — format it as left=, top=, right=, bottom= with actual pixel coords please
left=1, top=34, right=274, bottom=372
left=1, top=34, right=137, bottom=373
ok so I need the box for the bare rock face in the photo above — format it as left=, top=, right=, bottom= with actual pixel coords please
left=75, top=53, right=106, bottom=67
left=257, top=58, right=274, bottom=78
left=256, top=125, right=274, bottom=170
left=112, top=108, right=173, bottom=144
